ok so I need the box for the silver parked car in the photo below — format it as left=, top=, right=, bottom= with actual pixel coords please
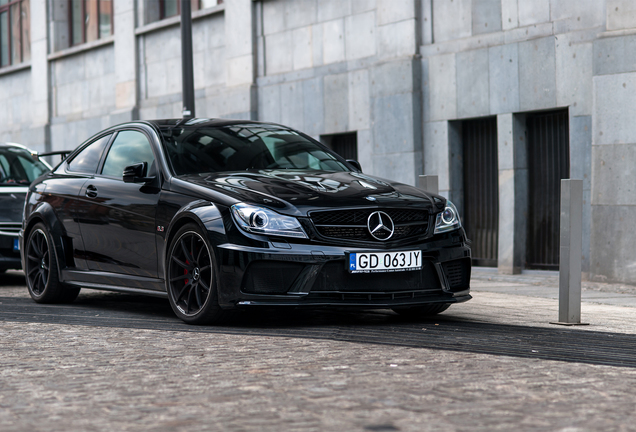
left=0, top=143, right=51, bottom=272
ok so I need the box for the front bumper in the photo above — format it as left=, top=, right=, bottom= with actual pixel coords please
left=213, top=230, right=471, bottom=309
left=0, top=230, right=22, bottom=271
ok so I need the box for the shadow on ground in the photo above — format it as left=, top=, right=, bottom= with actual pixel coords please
left=2, top=288, right=635, bottom=368
left=0, top=271, right=25, bottom=286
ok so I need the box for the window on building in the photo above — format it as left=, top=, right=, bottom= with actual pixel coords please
left=0, top=0, right=30, bottom=68
left=69, top=0, right=113, bottom=47
left=155, top=0, right=222, bottom=21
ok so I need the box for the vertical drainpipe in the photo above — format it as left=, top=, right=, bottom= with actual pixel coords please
left=181, top=0, right=195, bottom=119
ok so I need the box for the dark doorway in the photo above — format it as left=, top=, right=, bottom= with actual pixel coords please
left=462, top=117, right=499, bottom=267
left=322, top=132, right=358, bottom=160
left=526, top=110, right=570, bottom=270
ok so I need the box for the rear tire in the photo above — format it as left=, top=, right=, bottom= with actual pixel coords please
left=392, top=303, right=450, bottom=318
left=166, top=223, right=229, bottom=325
left=25, top=223, right=81, bottom=304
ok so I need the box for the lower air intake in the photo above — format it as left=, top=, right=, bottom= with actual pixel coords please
left=441, top=258, right=471, bottom=292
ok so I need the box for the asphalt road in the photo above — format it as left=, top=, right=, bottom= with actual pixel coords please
left=2, top=270, right=636, bottom=431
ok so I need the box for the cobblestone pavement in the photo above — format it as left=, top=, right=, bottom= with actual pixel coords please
left=2, top=270, right=636, bottom=432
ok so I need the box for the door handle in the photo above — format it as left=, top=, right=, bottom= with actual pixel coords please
left=85, top=184, right=98, bottom=198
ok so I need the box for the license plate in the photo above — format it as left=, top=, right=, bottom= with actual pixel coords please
left=13, top=238, right=19, bottom=251
left=348, top=250, right=422, bottom=273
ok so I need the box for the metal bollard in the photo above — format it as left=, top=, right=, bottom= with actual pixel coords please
left=418, top=175, right=439, bottom=195
left=551, top=179, right=588, bottom=326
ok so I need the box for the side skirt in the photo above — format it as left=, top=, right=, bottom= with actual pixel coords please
left=64, top=281, right=168, bottom=299
left=62, top=269, right=166, bottom=292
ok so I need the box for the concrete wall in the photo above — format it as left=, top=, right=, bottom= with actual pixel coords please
left=44, top=0, right=248, bottom=151
left=590, top=26, right=636, bottom=282
left=422, top=0, right=603, bottom=276
left=50, top=45, right=117, bottom=149
left=139, top=11, right=227, bottom=119
left=0, top=69, right=36, bottom=147
left=257, top=0, right=421, bottom=185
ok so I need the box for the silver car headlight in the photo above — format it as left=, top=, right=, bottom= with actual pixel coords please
left=434, top=200, right=461, bottom=234
left=231, top=203, right=307, bottom=239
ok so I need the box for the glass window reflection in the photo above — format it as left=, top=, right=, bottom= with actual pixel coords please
left=101, top=131, right=155, bottom=179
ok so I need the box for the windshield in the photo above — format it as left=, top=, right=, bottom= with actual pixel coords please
left=0, top=147, right=50, bottom=185
left=161, top=124, right=350, bottom=176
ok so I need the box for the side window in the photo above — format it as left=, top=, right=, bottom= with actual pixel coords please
left=67, top=134, right=111, bottom=173
left=101, top=131, right=155, bottom=178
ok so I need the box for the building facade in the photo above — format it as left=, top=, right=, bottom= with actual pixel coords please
left=0, top=0, right=635, bottom=283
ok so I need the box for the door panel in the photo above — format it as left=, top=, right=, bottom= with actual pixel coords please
left=39, top=134, right=113, bottom=271
left=75, top=129, right=160, bottom=279
left=77, top=178, right=159, bottom=277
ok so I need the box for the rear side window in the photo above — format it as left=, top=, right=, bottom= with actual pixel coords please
left=68, top=134, right=111, bottom=174
left=101, top=131, right=155, bottom=178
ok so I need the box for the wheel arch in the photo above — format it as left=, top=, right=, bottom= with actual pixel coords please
left=162, top=201, right=226, bottom=277
left=23, top=203, right=68, bottom=280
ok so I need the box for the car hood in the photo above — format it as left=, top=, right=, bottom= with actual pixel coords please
left=0, top=186, right=28, bottom=223
left=174, top=170, right=442, bottom=216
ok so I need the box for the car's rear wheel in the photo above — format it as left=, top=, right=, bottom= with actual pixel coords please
left=25, top=223, right=80, bottom=303
left=166, top=224, right=228, bottom=325
left=392, top=303, right=450, bottom=318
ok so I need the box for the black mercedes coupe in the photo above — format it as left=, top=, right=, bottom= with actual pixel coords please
left=21, top=119, right=471, bottom=324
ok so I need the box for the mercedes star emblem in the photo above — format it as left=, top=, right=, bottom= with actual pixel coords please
left=367, top=211, right=395, bottom=241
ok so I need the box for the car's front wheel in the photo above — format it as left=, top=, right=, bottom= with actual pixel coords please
left=25, top=223, right=81, bottom=303
left=392, top=303, right=450, bottom=318
left=166, top=224, right=228, bottom=325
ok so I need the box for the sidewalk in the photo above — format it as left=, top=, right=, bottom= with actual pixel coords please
left=465, top=267, right=636, bottom=335
left=471, top=266, right=636, bottom=306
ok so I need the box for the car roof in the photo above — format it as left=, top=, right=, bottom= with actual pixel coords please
left=145, top=118, right=283, bottom=130
left=0, top=142, right=33, bottom=151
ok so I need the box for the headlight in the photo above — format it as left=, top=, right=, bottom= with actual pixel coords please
left=434, top=200, right=461, bottom=234
left=231, top=203, right=307, bottom=239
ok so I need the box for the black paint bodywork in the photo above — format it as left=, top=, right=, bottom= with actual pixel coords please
left=21, top=119, right=471, bottom=309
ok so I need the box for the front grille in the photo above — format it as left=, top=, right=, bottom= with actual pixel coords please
left=441, top=258, right=471, bottom=292
left=0, top=222, right=21, bottom=236
left=310, top=208, right=429, bottom=242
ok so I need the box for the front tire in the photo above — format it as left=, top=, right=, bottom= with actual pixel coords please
left=392, top=303, right=450, bottom=318
left=166, top=224, right=228, bottom=325
left=25, top=223, right=80, bottom=303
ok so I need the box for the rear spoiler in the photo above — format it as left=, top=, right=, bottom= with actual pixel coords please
left=38, top=150, right=73, bottom=162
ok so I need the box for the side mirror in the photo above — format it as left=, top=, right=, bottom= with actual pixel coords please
left=346, top=159, right=362, bottom=172
left=123, top=162, right=154, bottom=183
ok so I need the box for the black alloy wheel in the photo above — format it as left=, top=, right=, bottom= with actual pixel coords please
left=25, top=223, right=80, bottom=303
left=167, top=224, right=227, bottom=324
